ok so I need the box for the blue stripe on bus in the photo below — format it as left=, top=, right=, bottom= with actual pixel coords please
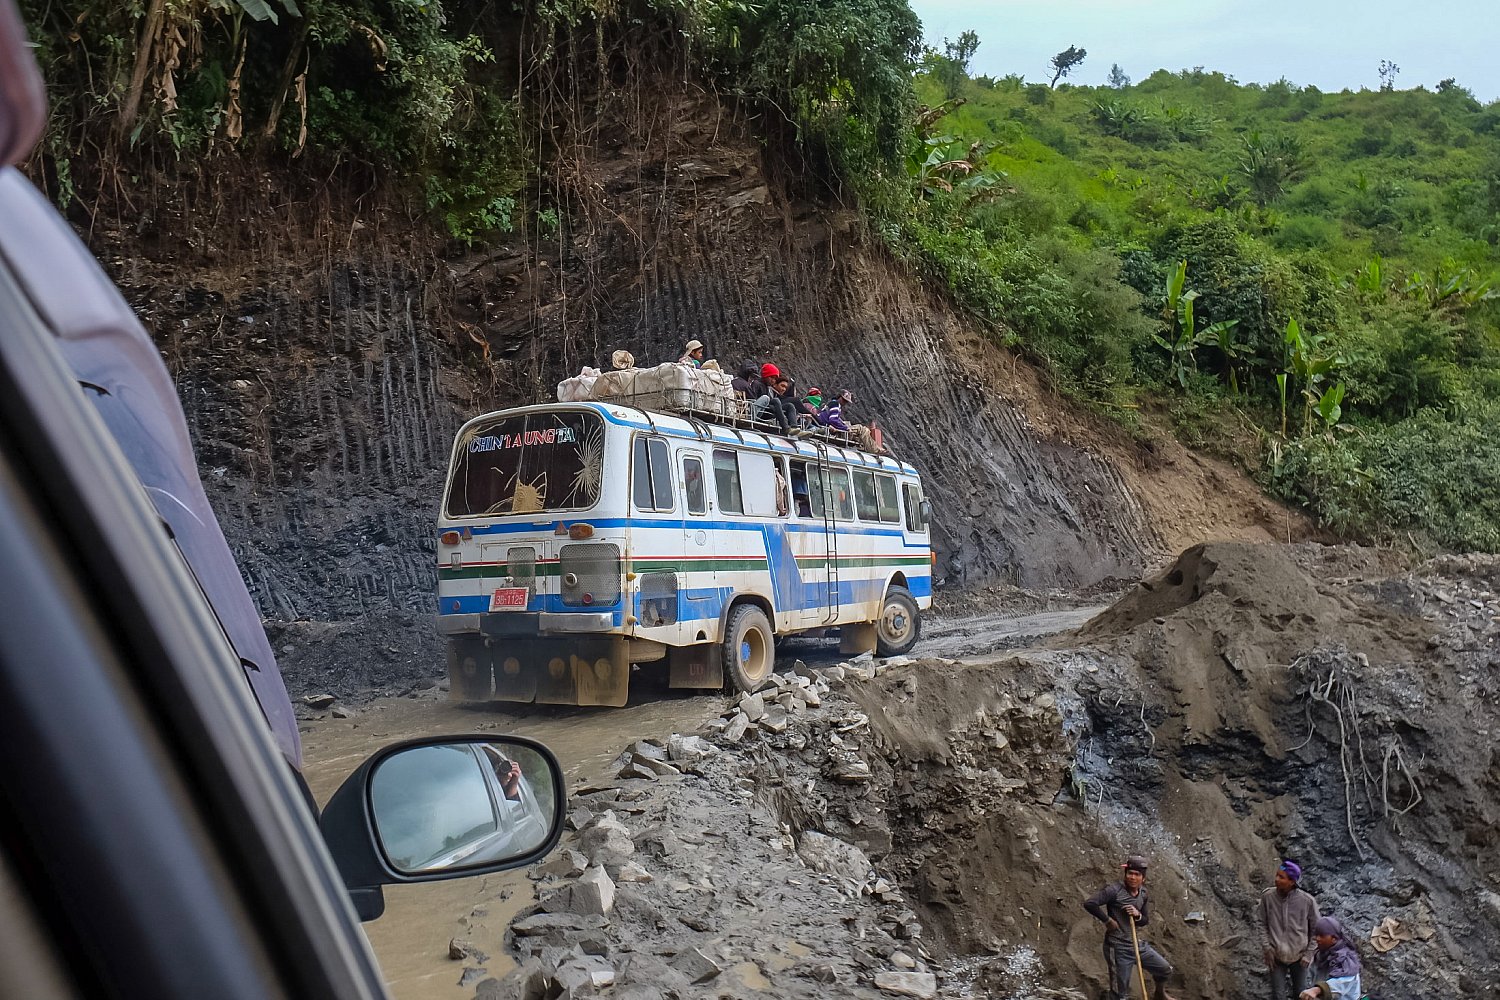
left=440, top=574, right=930, bottom=625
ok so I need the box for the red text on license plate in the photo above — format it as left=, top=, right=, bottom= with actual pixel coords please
left=489, top=587, right=529, bottom=611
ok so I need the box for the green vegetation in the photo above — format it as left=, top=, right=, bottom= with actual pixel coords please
left=16, top=2, right=1500, bottom=551
left=854, top=42, right=1500, bottom=551
left=21, top=0, right=528, bottom=241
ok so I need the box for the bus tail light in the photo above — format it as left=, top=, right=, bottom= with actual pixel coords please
left=440, top=531, right=462, bottom=546
left=569, top=523, right=595, bottom=540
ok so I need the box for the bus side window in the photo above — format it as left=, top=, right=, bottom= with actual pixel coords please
left=789, top=460, right=814, bottom=518
left=828, top=466, right=854, bottom=521
left=713, top=449, right=744, bottom=514
left=683, top=455, right=707, bottom=515
left=903, top=483, right=926, bottom=533
left=632, top=438, right=653, bottom=511
left=876, top=474, right=901, bottom=523
left=852, top=470, right=880, bottom=521
left=634, top=437, right=675, bottom=512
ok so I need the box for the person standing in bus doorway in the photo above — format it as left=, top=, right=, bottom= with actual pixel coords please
left=678, top=339, right=705, bottom=367
left=1083, top=856, right=1179, bottom=1000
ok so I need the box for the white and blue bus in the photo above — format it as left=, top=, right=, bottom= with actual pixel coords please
left=435, top=401, right=933, bottom=706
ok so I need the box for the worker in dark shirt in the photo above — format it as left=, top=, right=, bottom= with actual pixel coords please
left=1083, top=855, right=1178, bottom=1000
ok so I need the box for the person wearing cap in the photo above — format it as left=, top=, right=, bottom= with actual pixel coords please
left=819, top=388, right=854, bottom=432
left=1083, top=856, right=1178, bottom=1000
left=678, top=339, right=705, bottom=367
left=1260, top=860, right=1321, bottom=999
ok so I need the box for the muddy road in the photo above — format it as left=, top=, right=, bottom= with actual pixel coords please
left=302, top=546, right=1500, bottom=1000
left=299, top=603, right=1099, bottom=999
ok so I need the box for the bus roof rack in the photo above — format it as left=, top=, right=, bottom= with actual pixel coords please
left=591, top=387, right=867, bottom=452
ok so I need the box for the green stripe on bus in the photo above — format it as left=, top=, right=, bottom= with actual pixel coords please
left=438, top=564, right=562, bottom=581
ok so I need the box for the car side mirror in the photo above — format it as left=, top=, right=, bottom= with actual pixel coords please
left=919, top=499, right=934, bottom=527
left=319, top=735, right=565, bottom=921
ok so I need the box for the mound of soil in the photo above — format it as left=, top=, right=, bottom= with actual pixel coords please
left=812, top=543, right=1500, bottom=998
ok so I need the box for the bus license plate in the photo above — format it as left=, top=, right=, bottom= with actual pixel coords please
left=489, top=588, right=529, bottom=611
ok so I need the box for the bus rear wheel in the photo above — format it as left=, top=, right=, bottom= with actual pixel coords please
left=722, top=605, right=775, bottom=693
left=876, top=586, right=920, bottom=657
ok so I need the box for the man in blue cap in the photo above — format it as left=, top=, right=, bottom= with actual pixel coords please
left=1259, top=859, right=1322, bottom=999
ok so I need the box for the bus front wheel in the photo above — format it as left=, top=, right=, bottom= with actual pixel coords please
left=723, top=605, right=774, bottom=693
left=876, top=587, right=920, bottom=657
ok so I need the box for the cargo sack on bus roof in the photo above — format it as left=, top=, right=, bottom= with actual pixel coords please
left=587, top=362, right=735, bottom=416
left=556, top=367, right=601, bottom=403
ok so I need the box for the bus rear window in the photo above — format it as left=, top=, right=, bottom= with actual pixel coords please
left=445, top=411, right=604, bottom=517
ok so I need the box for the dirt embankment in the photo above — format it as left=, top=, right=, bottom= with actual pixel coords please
left=855, top=543, right=1500, bottom=997
left=469, top=543, right=1499, bottom=999
left=73, top=43, right=1303, bottom=700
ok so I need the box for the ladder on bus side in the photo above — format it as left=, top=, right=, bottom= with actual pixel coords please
left=815, top=443, right=839, bottom=626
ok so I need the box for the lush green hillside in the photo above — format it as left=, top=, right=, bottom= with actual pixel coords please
left=877, top=57, right=1500, bottom=551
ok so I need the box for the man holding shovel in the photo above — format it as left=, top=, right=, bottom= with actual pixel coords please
left=1084, top=856, right=1179, bottom=1000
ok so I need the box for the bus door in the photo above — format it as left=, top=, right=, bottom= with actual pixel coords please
left=790, top=455, right=832, bottom=626
left=630, top=434, right=685, bottom=637
left=677, top=446, right=716, bottom=629
left=665, top=443, right=719, bottom=689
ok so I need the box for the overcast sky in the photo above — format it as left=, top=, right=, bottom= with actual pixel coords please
left=908, top=0, right=1500, bottom=102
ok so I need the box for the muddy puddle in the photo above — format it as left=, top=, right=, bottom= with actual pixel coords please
left=300, top=689, right=724, bottom=1000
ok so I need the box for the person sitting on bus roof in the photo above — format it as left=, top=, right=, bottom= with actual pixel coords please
left=732, top=361, right=760, bottom=397
left=678, top=339, right=706, bottom=367
left=794, top=384, right=822, bottom=427
left=819, top=388, right=853, bottom=432
left=769, top=376, right=806, bottom=436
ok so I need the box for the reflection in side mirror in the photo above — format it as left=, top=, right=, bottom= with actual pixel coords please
left=319, top=735, right=565, bottom=921
left=370, top=741, right=558, bottom=875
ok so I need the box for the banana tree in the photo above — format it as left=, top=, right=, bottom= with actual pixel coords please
left=1314, top=382, right=1346, bottom=428
left=118, top=0, right=302, bottom=135
left=906, top=135, right=1005, bottom=208
left=1153, top=260, right=1211, bottom=388
left=1283, top=318, right=1344, bottom=435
